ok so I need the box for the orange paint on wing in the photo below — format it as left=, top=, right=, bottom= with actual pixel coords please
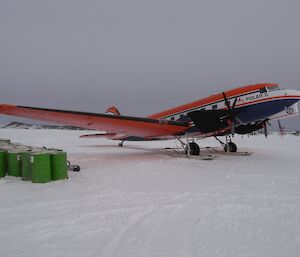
left=0, top=104, right=190, bottom=138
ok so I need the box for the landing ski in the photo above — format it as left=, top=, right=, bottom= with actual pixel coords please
left=165, top=148, right=218, bottom=160
left=202, top=147, right=253, bottom=156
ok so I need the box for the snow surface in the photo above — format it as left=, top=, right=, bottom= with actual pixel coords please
left=0, top=129, right=300, bottom=257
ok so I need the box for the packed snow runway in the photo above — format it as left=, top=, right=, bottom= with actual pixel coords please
left=0, top=129, right=299, bottom=257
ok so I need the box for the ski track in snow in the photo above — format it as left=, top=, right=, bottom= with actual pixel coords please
left=0, top=129, right=300, bottom=257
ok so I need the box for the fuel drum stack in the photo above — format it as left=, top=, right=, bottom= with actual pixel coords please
left=0, top=139, right=69, bottom=183
left=7, top=151, right=22, bottom=177
left=21, top=152, right=31, bottom=181
left=31, top=152, right=52, bottom=183
left=51, top=151, right=68, bottom=180
left=0, top=150, right=6, bottom=177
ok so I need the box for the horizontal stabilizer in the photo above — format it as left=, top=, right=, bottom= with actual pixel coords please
left=105, top=106, right=121, bottom=116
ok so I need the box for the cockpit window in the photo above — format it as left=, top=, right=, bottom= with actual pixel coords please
left=266, top=85, right=280, bottom=91
left=259, top=87, right=267, bottom=93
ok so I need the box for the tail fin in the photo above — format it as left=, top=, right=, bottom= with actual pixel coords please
left=105, top=106, right=121, bottom=116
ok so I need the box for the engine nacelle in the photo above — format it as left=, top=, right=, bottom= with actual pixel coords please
left=235, top=122, right=264, bottom=134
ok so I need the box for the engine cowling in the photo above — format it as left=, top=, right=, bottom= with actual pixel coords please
left=235, top=122, right=264, bottom=134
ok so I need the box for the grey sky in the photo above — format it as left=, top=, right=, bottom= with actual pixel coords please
left=1, top=0, right=300, bottom=129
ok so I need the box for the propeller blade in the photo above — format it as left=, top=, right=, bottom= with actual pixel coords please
left=278, top=120, right=285, bottom=138
left=223, top=92, right=238, bottom=111
left=263, top=122, right=268, bottom=138
left=278, top=120, right=283, bottom=130
left=226, top=119, right=235, bottom=135
left=223, top=92, right=238, bottom=135
left=231, top=122, right=235, bottom=135
left=222, top=92, right=231, bottom=110
left=232, top=97, right=238, bottom=109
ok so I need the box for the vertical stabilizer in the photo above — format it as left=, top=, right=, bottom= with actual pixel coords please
left=105, top=106, right=121, bottom=116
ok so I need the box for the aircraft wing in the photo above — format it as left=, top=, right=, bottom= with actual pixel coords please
left=0, top=104, right=190, bottom=138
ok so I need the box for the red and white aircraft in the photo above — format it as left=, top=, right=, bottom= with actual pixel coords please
left=1, top=83, right=300, bottom=154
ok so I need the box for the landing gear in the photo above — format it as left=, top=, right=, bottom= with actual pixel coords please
left=186, top=142, right=200, bottom=155
left=215, top=136, right=238, bottom=152
left=118, top=141, right=124, bottom=147
left=176, top=135, right=200, bottom=156
left=224, top=142, right=237, bottom=152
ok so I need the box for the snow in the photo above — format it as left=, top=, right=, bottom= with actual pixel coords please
left=0, top=128, right=300, bottom=257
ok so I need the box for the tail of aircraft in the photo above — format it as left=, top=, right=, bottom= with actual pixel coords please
left=105, top=106, right=121, bottom=116
left=80, top=106, right=121, bottom=138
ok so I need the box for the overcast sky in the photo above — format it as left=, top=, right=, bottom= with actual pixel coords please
left=1, top=0, right=300, bottom=129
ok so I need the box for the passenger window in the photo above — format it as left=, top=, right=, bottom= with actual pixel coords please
left=200, top=108, right=205, bottom=111
left=170, top=117, right=175, bottom=121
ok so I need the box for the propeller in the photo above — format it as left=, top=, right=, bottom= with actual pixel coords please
left=262, top=122, right=268, bottom=138
left=223, top=92, right=238, bottom=111
left=262, top=119, right=271, bottom=138
left=278, top=120, right=285, bottom=138
left=222, top=92, right=238, bottom=135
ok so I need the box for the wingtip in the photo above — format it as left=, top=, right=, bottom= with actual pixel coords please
left=0, top=104, right=16, bottom=113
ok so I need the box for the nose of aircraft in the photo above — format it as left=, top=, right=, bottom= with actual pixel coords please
left=293, top=89, right=300, bottom=100
left=283, top=89, right=300, bottom=100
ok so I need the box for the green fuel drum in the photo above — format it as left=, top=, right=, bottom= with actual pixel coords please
left=31, top=153, right=52, bottom=183
left=7, top=151, right=22, bottom=177
left=0, top=150, right=6, bottom=177
left=51, top=151, right=68, bottom=180
left=21, top=152, right=31, bottom=181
